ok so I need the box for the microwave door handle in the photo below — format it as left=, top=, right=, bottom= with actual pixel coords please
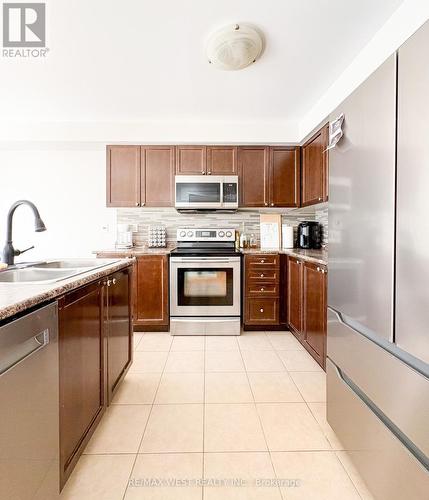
left=220, top=180, right=224, bottom=207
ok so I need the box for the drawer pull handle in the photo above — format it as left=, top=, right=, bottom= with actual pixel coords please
left=260, top=273, right=264, bottom=277
left=260, top=308, right=264, bottom=313
left=261, top=287, right=265, bottom=291
left=317, top=267, right=320, bottom=272
left=260, top=259, right=265, bottom=263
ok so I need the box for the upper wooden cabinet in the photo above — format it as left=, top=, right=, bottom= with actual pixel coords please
left=106, top=146, right=140, bottom=207
left=206, top=146, right=238, bottom=175
left=106, top=145, right=174, bottom=207
left=142, top=146, right=175, bottom=207
left=239, top=146, right=300, bottom=207
left=238, top=147, right=270, bottom=207
left=176, top=146, right=207, bottom=175
left=270, top=147, right=301, bottom=207
left=301, top=124, right=329, bottom=206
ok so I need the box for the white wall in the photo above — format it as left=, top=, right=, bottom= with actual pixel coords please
left=300, top=0, right=429, bottom=138
left=0, top=145, right=116, bottom=261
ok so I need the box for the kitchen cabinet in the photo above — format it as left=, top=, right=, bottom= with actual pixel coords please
left=206, top=146, right=238, bottom=175
left=287, top=256, right=304, bottom=340
left=239, top=146, right=300, bottom=207
left=303, top=262, right=327, bottom=368
left=106, top=145, right=140, bottom=207
left=175, top=146, right=207, bottom=175
left=59, top=266, right=132, bottom=489
left=270, top=147, right=301, bottom=207
left=134, top=255, right=169, bottom=331
left=301, top=124, right=329, bottom=206
left=238, top=147, right=270, bottom=206
left=59, top=281, right=105, bottom=488
left=244, top=254, right=280, bottom=327
left=106, top=145, right=175, bottom=207
left=105, top=268, right=133, bottom=403
left=287, top=256, right=327, bottom=369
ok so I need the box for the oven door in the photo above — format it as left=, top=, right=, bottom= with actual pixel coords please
left=174, top=175, right=238, bottom=209
left=170, top=257, right=241, bottom=316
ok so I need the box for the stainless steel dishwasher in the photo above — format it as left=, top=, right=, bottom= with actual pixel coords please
left=0, top=302, right=59, bottom=500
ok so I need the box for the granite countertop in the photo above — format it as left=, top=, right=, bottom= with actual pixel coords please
left=93, top=246, right=174, bottom=256
left=241, top=247, right=328, bottom=265
left=0, top=259, right=133, bottom=323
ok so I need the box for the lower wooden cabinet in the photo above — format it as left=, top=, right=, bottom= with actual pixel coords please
left=59, top=266, right=132, bottom=489
left=287, top=256, right=327, bottom=369
left=244, top=254, right=280, bottom=327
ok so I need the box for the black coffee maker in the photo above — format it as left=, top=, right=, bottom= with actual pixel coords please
left=297, top=221, right=322, bottom=249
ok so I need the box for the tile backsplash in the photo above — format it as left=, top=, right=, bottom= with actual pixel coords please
left=117, top=204, right=328, bottom=248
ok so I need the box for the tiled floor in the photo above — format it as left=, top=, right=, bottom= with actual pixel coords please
left=60, top=330, right=374, bottom=500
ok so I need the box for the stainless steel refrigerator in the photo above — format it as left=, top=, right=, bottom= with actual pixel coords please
left=327, top=22, right=429, bottom=500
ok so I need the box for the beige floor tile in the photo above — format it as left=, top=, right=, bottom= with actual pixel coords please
left=204, top=404, right=267, bottom=452
left=308, top=402, right=344, bottom=450
left=129, top=351, right=168, bottom=373
left=336, top=451, right=376, bottom=500
left=60, top=454, right=135, bottom=500
left=205, top=351, right=245, bottom=372
left=112, top=372, right=161, bottom=405
left=165, top=351, right=204, bottom=373
left=205, top=335, right=239, bottom=351
left=140, top=404, right=203, bottom=453
left=257, top=403, right=330, bottom=451
left=155, top=373, right=204, bottom=404
left=171, top=336, right=205, bottom=351
left=204, top=452, right=282, bottom=500
left=271, top=451, right=361, bottom=499
left=238, top=333, right=273, bottom=351
left=125, top=453, right=203, bottom=500
left=205, top=372, right=253, bottom=403
left=133, top=333, right=144, bottom=349
left=290, top=372, right=326, bottom=402
left=267, top=332, right=304, bottom=351
left=277, top=350, right=323, bottom=371
left=241, top=350, right=285, bottom=372
left=84, top=405, right=151, bottom=454
left=248, top=372, right=303, bottom=403
left=136, top=333, right=172, bottom=351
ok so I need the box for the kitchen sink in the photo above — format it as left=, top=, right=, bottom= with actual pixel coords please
left=0, top=259, right=120, bottom=284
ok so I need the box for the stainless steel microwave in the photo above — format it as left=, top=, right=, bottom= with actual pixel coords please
left=174, top=175, right=238, bottom=211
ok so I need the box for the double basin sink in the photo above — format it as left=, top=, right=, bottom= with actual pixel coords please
left=0, top=259, right=119, bottom=284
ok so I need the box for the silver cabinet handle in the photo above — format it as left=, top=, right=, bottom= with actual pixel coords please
left=264, top=202, right=268, bottom=206
left=207, top=171, right=211, bottom=175
left=260, top=308, right=264, bottom=313
left=260, top=273, right=264, bottom=277
left=271, top=203, right=274, bottom=207
left=317, top=267, right=320, bottom=272
left=141, top=202, right=145, bottom=206
left=201, top=171, right=206, bottom=175
left=135, top=202, right=139, bottom=206
left=260, top=259, right=265, bottom=263
left=112, top=278, right=117, bottom=285
left=260, top=287, right=265, bottom=291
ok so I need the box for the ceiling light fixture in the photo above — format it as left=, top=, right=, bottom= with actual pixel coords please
left=206, top=23, right=264, bottom=71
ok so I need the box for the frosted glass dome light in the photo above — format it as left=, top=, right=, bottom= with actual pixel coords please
left=206, top=24, right=264, bottom=71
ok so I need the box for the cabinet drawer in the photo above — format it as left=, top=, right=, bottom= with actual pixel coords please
left=246, top=282, right=279, bottom=297
left=247, top=269, right=279, bottom=282
left=245, top=298, right=279, bottom=325
left=246, top=254, right=279, bottom=267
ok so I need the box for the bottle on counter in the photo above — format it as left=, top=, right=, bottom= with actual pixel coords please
left=235, top=230, right=241, bottom=250
left=249, top=234, right=257, bottom=248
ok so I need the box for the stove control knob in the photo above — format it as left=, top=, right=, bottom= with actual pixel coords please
left=226, top=231, right=232, bottom=238
left=218, top=231, right=225, bottom=237
left=187, top=231, right=193, bottom=237
left=179, top=231, right=186, bottom=238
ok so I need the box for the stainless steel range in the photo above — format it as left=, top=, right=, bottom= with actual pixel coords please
left=170, top=228, right=241, bottom=336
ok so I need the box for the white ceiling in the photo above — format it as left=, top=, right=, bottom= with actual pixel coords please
left=0, top=0, right=404, bottom=140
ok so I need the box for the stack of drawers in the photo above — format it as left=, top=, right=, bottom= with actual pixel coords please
left=244, top=254, right=280, bottom=326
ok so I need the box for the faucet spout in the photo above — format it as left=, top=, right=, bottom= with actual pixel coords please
left=2, top=200, right=47, bottom=266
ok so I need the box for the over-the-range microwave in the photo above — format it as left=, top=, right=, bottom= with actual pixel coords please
left=174, top=175, right=238, bottom=211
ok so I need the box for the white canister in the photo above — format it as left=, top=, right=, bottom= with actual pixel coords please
left=282, top=225, right=294, bottom=249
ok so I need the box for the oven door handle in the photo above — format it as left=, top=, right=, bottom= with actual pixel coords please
left=170, top=258, right=240, bottom=263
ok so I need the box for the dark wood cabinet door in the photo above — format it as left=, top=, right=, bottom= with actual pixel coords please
left=207, top=146, right=238, bottom=175
left=134, top=255, right=169, bottom=328
left=287, top=257, right=303, bottom=339
left=106, top=146, right=140, bottom=207
left=303, top=262, right=327, bottom=368
left=59, top=281, right=104, bottom=488
left=270, top=147, right=301, bottom=207
left=176, top=146, right=207, bottom=175
left=301, top=125, right=329, bottom=206
left=142, top=146, right=175, bottom=206
left=239, top=147, right=269, bottom=207
left=106, top=268, right=133, bottom=403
